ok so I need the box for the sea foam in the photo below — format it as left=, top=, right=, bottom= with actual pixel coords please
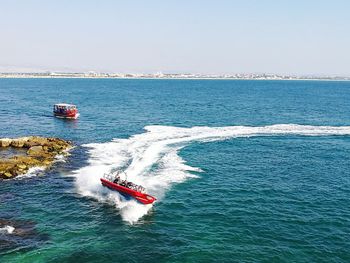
left=71, top=124, right=350, bottom=224
left=0, top=225, right=15, bottom=234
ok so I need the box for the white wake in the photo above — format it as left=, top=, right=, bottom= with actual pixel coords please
left=71, top=124, right=350, bottom=224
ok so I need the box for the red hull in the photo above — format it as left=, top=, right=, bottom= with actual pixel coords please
left=100, top=178, right=156, bottom=205
left=54, top=111, right=78, bottom=119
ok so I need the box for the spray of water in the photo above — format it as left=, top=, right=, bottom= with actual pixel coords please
left=71, top=124, right=350, bottom=224
left=0, top=225, right=15, bottom=234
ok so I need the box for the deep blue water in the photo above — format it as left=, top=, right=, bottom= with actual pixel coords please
left=0, top=79, right=350, bottom=262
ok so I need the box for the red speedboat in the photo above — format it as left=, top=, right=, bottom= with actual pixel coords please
left=53, top=103, right=79, bottom=119
left=100, top=175, right=156, bottom=205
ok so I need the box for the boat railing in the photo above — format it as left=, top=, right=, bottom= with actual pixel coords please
left=102, top=171, right=146, bottom=193
left=102, top=172, right=116, bottom=182
left=103, top=170, right=125, bottom=182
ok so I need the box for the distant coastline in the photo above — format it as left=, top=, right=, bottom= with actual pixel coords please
left=0, top=72, right=349, bottom=81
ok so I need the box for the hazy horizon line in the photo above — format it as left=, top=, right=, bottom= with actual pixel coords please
left=1, top=70, right=349, bottom=78
left=1, top=71, right=350, bottom=80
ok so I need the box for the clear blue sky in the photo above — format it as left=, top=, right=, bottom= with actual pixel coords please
left=1, top=0, right=349, bottom=75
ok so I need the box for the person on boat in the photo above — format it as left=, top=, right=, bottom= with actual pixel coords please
left=120, top=180, right=127, bottom=187
left=113, top=176, right=120, bottom=184
left=112, top=171, right=125, bottom=185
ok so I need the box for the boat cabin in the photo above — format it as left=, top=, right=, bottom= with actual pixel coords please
left=53, top=103, right=79, bottom=119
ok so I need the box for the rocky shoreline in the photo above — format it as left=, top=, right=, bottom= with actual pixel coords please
left=0, top=136, right=72, bottom=179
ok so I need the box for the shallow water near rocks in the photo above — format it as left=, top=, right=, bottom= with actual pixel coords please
left=0, top=79, right=350, bottom=262
left=0, top=148, right=27, bottom=159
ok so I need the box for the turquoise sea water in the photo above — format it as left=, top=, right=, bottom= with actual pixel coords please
left=0, top=79, right=350, bottom=262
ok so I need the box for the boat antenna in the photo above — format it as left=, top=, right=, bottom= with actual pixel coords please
left=124, top=171, right=128, bottom=182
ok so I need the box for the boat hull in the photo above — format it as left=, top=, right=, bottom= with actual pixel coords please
left=100, top=178, right=156, bottom=205
left=54, top=112, right=79, bottom=119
